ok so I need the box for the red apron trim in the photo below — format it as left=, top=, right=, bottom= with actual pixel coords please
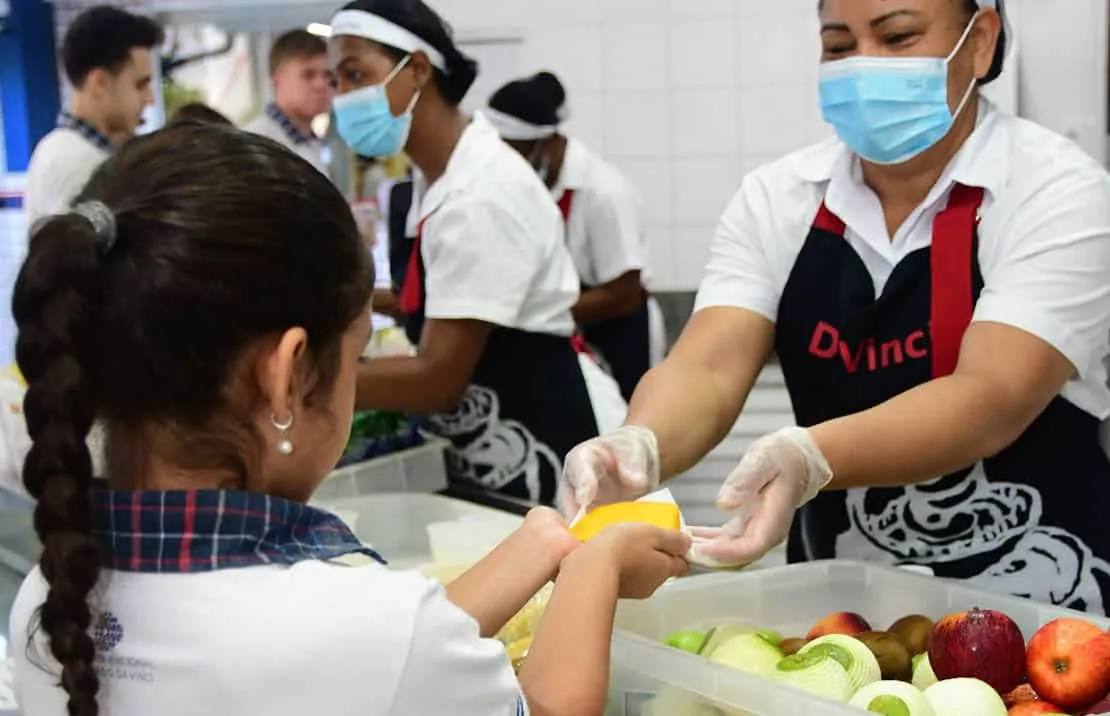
left=398, top=218, right=427, bottom=316
left=570, top=334, right=596, bottom=360
left=557, top=189, right=576, bottom=223
left=813, top=202, right=846, bottom=236
left=929, top=184, right=984, bottom=379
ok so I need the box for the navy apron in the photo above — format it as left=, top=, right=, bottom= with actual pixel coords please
left=559, top=190, right=652, bottom=402
left=775, top=184, right=1110, bottom=614
left=398, top=214, right=599, bottom=507
left=387, top=179, right=424, bottom=345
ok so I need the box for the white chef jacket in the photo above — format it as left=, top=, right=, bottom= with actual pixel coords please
left=695, top=99, right=1110, bottom=420
left=242, top=106, right=329, bottom=176
left=23, top=128, right=109, bottom=229
left=414, top=112, right=579, bottom=336
left=10, top=561, right=528, bottom=716
left=553, top=138, right=650, bottom=288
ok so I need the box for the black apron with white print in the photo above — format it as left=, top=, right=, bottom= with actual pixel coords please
left=558, top=190, right=652, bottom=402
left=775, top=184, right=1110, bottom=614
left=398, top=216, right=599, bottom=507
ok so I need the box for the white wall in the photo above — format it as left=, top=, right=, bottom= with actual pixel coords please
left=420, top=0, right=1109, bottom=292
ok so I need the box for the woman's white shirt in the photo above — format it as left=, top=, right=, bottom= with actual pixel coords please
left=695, top=100, right=1110, bottom=420
left=414, top=112, right=579, bottom=337
left=10, top=562, right=527, bottom=715
left=553, top=138, right=650, bottom=288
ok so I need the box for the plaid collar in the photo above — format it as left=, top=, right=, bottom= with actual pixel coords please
left=93, top=489, right=386, bottom=573
left=265, top=103, right=319, bottom=146
left=57, top=112, right=113, bottom=153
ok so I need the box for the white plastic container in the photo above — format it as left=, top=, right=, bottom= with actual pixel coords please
left=310, top=493, right=522, bottom=571
left=607, top=560, right=1110, bottom=715
left=313, top=437, right=450, bottom=500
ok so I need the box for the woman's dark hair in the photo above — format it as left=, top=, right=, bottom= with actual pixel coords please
left=341, top=0, right=479, bottom=105
left=167, top=102, right=233, bottom=126
left=964, top=0, right=1007, bottom=85
left=489, top=71, right=567, bottom=126
left=815, top=0, right=1008, bottom=85
left=13, top=123, right=372, bottom=716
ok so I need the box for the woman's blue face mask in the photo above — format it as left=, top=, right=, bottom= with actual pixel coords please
left=818, top=14, right=980, bottom=165
left=333, top=56, right=420, bottom=158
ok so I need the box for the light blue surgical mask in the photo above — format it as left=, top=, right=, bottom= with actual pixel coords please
left=333, top=56, right=421, bottom=158
left=818, top=16, right=979, bottom=165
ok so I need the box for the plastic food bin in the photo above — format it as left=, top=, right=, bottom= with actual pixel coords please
left=606, top=560, right=1110, bottom=715
left=310, top=493, right=522, bottom=572
left=313, top=437, right=450, bottom=500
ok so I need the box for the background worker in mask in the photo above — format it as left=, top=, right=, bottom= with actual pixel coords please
left=328, top=0, right=601, bottom=507
left=561, top=0, right=1110, bottom=615
left=487, top=72, right=666, bottom=401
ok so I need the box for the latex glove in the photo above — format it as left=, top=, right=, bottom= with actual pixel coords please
left=687, top=426, right=832, bottom=569
left=557, top=425, right=660, bottom=519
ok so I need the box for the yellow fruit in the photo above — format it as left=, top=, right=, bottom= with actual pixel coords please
left=507, top=637, right=532, bottom=671
left=569, top=502, right=682, bottom=542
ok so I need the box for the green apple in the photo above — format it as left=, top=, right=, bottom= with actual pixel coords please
left=755, top=629, right=784, bottom=647
left=663, top=629, right=710, bottom=654
left=707, top=632, right=785, bottom=677
left=924, top=678, right=1006, bottom=716
left=911, top=653, right=939, bottom=691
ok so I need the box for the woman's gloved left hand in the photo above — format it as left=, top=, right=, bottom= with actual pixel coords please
left=686, top=427, right=833, bottom=569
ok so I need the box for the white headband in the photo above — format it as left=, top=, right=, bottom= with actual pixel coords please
left=484, top=107, right=561, bottom=141
left=329, top=10, right=447, bottom=71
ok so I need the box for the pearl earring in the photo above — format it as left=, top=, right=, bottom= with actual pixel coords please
left=270, top=413, right=295, bottom=455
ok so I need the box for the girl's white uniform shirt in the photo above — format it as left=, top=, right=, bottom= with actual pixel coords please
left=553, top=138, right=650, bottom=288
left=695, top=100, right=1110, bottom=420
left=414, top=112, right=579, bottom=336
left=10, top=562, right=528, bottom=715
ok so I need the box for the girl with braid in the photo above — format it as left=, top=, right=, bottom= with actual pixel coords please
left=8, top=122, right=688, bottom=716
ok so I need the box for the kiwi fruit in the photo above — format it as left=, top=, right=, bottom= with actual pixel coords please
left=853, top=631, right=912, bottom=682
left=887, top=615, right=934, bottom=656
left=779, top=637, right=807, bottom=656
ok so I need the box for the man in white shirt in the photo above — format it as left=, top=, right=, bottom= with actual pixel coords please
left=23, top=6, right=162, bottom=228
left=242, top=30, right=333, bottom=175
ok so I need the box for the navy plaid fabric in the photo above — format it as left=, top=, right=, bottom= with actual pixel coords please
left=92, top=489, right=386, bottom=573
left=265, top=103, right=319, bottom=146
left=57, top=112, right=112, bottom=153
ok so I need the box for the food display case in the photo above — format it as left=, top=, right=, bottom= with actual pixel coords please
left=606, top=560, right=1110, bottom=715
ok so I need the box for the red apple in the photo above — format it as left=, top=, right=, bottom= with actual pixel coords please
left=1005, top=684, right=1040, bottom=707
left=1009, top=701, right=1070, bottom=715
left=1078, top=697, right=1110, bottom=715
left=928, top=608, right=1026, bottom=694
left=1027, top=619, right=1110, bottom=711
left=805, top=611, right=871, bottom=641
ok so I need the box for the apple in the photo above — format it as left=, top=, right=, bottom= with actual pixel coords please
left=664, top=629, right=710, bottom=654
left=1078, top=697, right=1110, bottom=715
left=1027, top=619, right=1110, bottom=711
left=928, top=608, right=1026, bottom=694
left=925, top=678, right=1008, bottom=716
left=806, top=611, right=872, bottom=641
left=1008, top=702, right=1069, bottom=715
left=707, top=633, right=784, bottom=677
left=1004, top=685, right=1040, bottom=708
left=913, top=653, right=940, bottom=691
left=756, top=629, right=784, bottom=647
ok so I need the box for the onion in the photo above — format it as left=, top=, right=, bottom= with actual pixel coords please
left=772, top=650, right=854, bottom=702
left=800, top=634, right=882, bottom=692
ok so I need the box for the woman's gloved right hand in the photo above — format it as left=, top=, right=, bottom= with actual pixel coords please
left=557, top=425, right=661, bottom=518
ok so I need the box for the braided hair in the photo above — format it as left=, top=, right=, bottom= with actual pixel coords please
left=14, top=122, right=373, bottom=715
